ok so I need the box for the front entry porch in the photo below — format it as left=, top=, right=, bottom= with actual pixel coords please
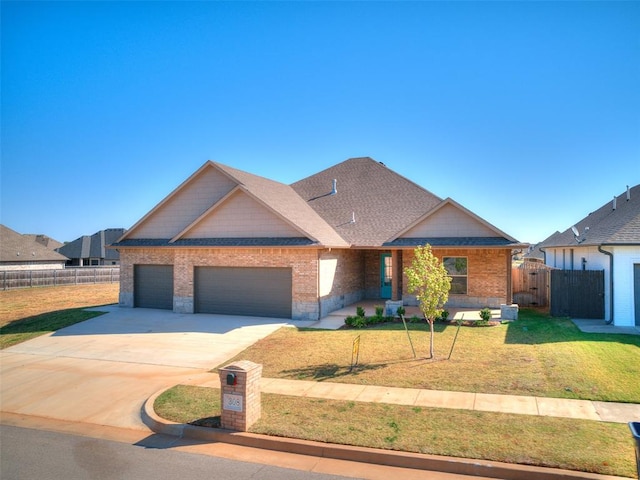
left=309, top=300, right=502, bottom=330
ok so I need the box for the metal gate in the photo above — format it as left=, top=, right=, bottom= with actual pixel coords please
left=550, top=270, right=604, bottom=319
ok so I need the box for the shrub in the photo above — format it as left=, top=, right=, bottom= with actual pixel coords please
left=409, top=315, right=421, bottom=323
left=477, top=307, right=492, bottom=326
left=345, top=316, right=367, bottom=328
left=375, top=305, right=384, bottom=317
left=356, top=306, right=366, bottom=318
left=440, top=309, right=449, bottom=322
left=396, top=306, right=406, bottom=317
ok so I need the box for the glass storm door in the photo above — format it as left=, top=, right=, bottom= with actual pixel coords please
left=380, top=254, right=392, bottom=299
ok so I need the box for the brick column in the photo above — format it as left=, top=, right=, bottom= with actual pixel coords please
left=218, top=360, right=262, bottom=431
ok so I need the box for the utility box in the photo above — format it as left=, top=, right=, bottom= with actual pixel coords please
left=385, top=300, right=404, bottom=317
left=218, top=360, right=262, bottom=431
left=500, top=304, right=519, bottom=321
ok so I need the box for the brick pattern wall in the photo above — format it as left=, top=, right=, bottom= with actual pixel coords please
left=318, top=249, right=365, bottom=316
left=402, top=248, right=510, bottom=308
left=119, top=247, right=320, bottom=319
left=219, top=360, right=262, bottom=431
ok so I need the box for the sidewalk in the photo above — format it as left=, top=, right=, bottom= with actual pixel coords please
left=188, top=376, right=640, bottom=424
left=143, top=377, right=638, bottom=480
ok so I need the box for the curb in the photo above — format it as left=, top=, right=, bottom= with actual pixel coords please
left=142, top=388, right=628, bottom=480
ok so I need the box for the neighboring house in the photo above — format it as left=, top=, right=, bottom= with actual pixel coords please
left=22, top=234, right=64, bottom=251
left=539, top=184, right=640, bottom=327
left=0, top=225, right=68, bottom=270
left=113, top=157, right=526, bottom=320
left=57, top=228, right=126, bottom=266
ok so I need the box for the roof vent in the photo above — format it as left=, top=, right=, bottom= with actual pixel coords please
left=351, top=211, right=356, bottom=223
left=612, top=195, right=617, bottom=210
left=627, top=185, right=630, bottom=201
left=331, top=179, right=337, bottom=195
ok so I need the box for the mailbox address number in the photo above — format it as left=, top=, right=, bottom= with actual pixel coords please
left=223, top=393, right=243, bottom=412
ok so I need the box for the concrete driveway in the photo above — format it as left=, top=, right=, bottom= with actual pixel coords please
left=0, top=306, right=291, bottom=431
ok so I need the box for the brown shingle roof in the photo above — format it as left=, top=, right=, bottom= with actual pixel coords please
left=210, top=162, right=349, bottom=247
left=291, top=157, right=443, bottom=246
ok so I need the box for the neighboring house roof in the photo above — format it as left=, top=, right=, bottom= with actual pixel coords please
left=540, top=184, right=640, bottom=248
left=22, top=234, right=64, bottom=250
left=524, top=232, right=562, bottom=260
left=117, top=157, right=524, bottom=249
left=0, top=225, right=69, bottom=263
left=57, top=228, right=126, bottom=260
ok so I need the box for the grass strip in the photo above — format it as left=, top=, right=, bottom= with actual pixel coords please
left=155, top=385, right=636, bottom=478
left=0, top=309, right=107, bottom=349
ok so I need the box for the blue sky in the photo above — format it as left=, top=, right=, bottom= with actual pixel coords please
left=2, top=1, right=639, bottom=244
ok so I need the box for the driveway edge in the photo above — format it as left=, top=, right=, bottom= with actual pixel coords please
left=142, top=388, right=626, bottom=480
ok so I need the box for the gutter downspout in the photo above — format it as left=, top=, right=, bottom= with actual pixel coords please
left=597, top=245, right=614, bottom=324
left=539, top=246, right=547, bottom=266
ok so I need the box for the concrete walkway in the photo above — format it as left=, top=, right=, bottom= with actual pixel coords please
left=188, top=375, right=640, bottom=424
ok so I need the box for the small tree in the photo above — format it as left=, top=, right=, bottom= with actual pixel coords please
left=404, top=244, right=451, bottom=358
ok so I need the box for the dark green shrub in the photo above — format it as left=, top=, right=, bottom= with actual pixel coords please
left=356, top=306, right=366, bottom=318
left=477, top=308, right=492, bottom=326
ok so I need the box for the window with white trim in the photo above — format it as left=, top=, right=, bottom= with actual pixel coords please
left=443, top=257, right=467, bottom=295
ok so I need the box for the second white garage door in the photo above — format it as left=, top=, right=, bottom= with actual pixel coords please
left=194, top=266, right=292, bottom=319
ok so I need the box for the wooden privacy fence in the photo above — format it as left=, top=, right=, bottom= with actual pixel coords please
left=512, top=263, right=550, bottom=308
left=1, top=267, right=120, bottom=290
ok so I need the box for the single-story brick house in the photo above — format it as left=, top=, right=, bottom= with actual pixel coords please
left=113, top=157, right=525, bottom=320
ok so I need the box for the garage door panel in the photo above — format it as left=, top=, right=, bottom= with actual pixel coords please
left=134, top=265, right=173, bottom=310
left=195, top=267, right=291, bottom=318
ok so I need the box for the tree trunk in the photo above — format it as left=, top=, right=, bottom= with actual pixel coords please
left=428, top=318, right=435, bottom=359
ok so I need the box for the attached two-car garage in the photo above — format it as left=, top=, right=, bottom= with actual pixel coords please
left=194, top=266, right=292, bottom=318
left=133, top=264, right=293, bottom=318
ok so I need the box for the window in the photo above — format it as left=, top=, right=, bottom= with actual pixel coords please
left=443, top=257, right=467, bottom=294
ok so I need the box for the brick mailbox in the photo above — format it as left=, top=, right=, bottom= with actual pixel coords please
left=218, top=360, right=262, bottom=431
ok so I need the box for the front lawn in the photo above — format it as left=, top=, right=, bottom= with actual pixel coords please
left=221, top=309, right=640, bottom=402
left=0, top=284, right=118, bottom=348
left=155, top=385, right=636, bottom=478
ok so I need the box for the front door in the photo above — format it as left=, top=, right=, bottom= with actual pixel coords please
left=380, top=253, right=392, bottom=299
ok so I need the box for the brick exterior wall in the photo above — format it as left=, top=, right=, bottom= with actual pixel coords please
left=119, top=247, right=320, bottom=320
left=402, top=248, right=510, bottom=308
left=119, top=246, right=511, bottom=318
left=318, top=249, right=365, bottom=316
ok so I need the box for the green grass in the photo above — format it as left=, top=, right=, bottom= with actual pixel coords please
left=155, top=385, right=637, bottom=478
left=221, top=309, right=640, bottom=402
left=0, top=309, right=107, bottom=349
